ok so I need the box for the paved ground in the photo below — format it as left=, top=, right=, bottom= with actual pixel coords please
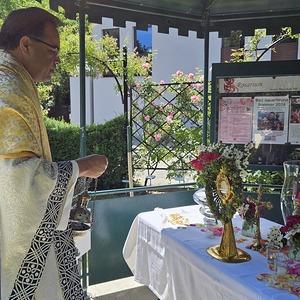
left=134, top=163, right=194, bottom=187
left=88, top=276, right=158, bottom=300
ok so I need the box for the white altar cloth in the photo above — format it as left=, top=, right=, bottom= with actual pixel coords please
left=122, top=205, right=298, bottom=300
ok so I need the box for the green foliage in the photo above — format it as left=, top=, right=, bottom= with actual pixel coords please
left=0, top=0, right=29, bottom=22
left=86, top=116, right=128, bottom=189
left=37, top=68, right=70, bottom=109
left=230, top=28, right=300, bottom=62
left=245, top=170, right=284, bottom=192
left=230, top=29, right=267, bottom=62
left=246, top=170, right=283, bottom=185
left=62, top=33, right=152, bottom=94
left=45, top=115, right=128, bottom=190
left=54, top=15, right=152, bottom=107
left=45, top=117, right=81, bottom=160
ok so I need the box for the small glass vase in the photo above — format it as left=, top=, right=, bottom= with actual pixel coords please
left=241, top=219, right=257, bottom=238
left=288, top=239, right=300, bottom=261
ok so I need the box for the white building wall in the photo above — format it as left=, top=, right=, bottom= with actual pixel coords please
left=93, top=77, right=124, bottom=123
left=70, top=77, right=94, bottom=125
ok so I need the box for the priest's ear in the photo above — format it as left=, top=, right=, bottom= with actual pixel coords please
left=18, top=36, right=32, bottom=55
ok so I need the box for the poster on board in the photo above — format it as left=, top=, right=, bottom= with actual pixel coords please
left=289, top=96, right=300, bottom=144
left=218, top=97, right=253, bottom=143
left=252, top=95, right=289, bottom=145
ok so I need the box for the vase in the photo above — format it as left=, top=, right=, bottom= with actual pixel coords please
left=193, top=188, right=215, bottom=219
left=207, top=220, right=251, bottom=263
left=241, top=219, right=257, bottom=238
left=288, top=239, right=300, bottom=261
left=280, top=160, right=300, bottom=224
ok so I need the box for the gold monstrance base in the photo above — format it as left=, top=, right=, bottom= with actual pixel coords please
left=207, top=220, right=251, bottom=263
left=207, top=245, right=251, bottom=263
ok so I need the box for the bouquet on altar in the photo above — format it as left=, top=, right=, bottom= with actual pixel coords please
left=237, top=195, right=271, bottom=226
left=268, top=215, right=300, bottom=249
left=267, top=216, right=300, bottom=274
left=189, top=142, right=254, bottom=223
left=237, top=198, right=258, bottom=225
left=189, top=142, right=254, bottom=185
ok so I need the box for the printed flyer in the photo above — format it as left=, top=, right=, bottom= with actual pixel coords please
left=218, top=97, right=253, bottom=143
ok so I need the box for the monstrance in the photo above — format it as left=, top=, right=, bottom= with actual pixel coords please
left=206, top=166, right=251, bottom=263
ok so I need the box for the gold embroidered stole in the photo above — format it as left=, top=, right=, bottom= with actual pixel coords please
left=0, top=50, right=52, bottom=161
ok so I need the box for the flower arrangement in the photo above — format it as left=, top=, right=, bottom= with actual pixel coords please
left=281, top=215, right=300, bottom=242
left=281, top=215, right=300, bottom=260
left=238, top=195, right=270, bottom=225
left=190, top=142, right=254, bottom=223
left=267, top=226, right=285, bottom=248
left=268, top=216, right=300, bottom=249
left=190, top=142, right=254, bottom=184
left=267, top=216, right=300, bottom=271
left=237, top=198, right=257, bottom=225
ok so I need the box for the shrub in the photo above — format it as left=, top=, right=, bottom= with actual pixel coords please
left=45, top=115, right=127, bottom=190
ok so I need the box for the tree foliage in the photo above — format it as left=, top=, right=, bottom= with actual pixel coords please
left=230, top=28, right=299, bottom=62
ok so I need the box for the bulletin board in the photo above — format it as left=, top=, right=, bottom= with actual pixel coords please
left=211, top=60, right=300, bottom=170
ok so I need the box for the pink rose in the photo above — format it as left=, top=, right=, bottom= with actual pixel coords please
left=188, top=73, right=194, bottom=80
left=145, top=115, right=150, bottom=121
left=176, top=70, right=183, bottom=76
left=142, top=63, right=151, bottom=70
left=166, top=114, right=173, bottom=124
left=154, top=133, right=162, bottom=141
left=195, top=83, right=202, bottom=90
left=191, top=95, right=200, bottom=103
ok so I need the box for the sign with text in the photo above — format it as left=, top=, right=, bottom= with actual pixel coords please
left=219, top=76, right=300, bottom=93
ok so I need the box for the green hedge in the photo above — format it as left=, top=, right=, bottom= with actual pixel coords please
left=45, top=115, right=128, bottom=190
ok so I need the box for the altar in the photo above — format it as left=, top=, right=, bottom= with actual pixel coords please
left=123, top=205, right=299, bottom=299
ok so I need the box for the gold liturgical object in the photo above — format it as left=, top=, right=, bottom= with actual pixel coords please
left=206, top=169, right=251, bottom=263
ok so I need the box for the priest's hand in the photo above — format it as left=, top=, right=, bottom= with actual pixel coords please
left=75, top=154, right=108, bottom=178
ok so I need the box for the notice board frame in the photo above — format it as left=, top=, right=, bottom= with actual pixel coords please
left=211, top=60, right=300, bottom=171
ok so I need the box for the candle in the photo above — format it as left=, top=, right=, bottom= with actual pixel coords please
left=204, top=217, right=216, bottom=239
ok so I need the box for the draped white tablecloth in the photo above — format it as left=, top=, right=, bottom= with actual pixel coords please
left=122, top=205, right=299, bottom=300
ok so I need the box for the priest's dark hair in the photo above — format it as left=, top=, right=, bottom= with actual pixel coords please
left=0, top=7, right=62, bottom=50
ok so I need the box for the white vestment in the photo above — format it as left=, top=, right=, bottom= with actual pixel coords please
left=0, top=49, right=84, bottom=299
